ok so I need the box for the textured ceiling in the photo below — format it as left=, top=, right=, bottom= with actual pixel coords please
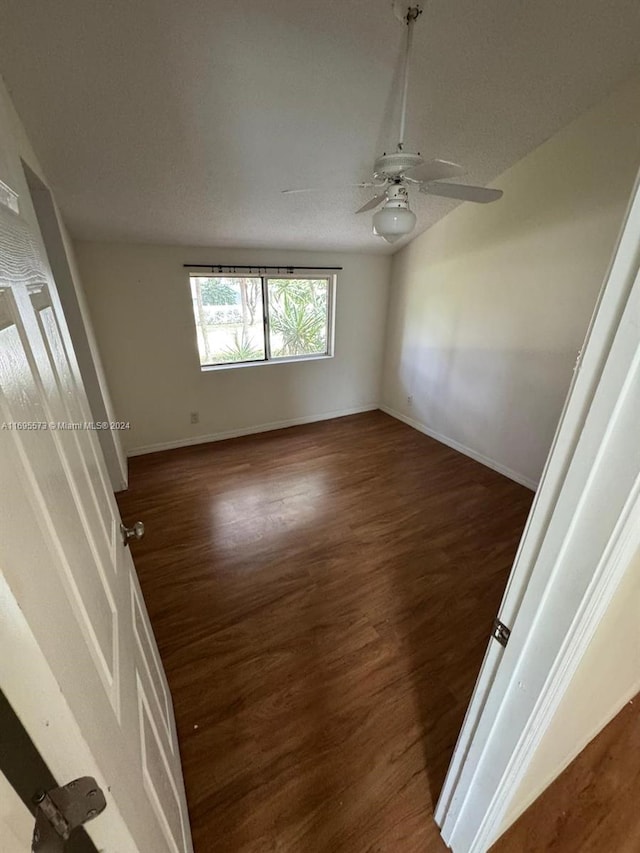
left=1, top=0, right=639, bottom=253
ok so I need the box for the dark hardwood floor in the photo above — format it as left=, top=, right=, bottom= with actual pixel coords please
left=117, top=411, right=533, bottom=852
left=492, top=693, right=640, bottom=853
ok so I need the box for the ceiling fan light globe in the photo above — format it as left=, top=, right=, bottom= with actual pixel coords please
left=372, top=206, right=417, bottom=241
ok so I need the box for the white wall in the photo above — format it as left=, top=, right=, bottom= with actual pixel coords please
left=0, top=75, right=127, bottom=490
left=381, top=73, right=640, bottom=489
left=499, top=546, right=640, bottom=835
left=0, top=769, right=31, bottom=852
left=75, top=243, right=390, bottom=453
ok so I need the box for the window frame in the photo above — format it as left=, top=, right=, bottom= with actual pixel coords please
left=189, top=272, right=336, bottom=371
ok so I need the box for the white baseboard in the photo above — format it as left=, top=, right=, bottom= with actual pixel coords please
left=128, top=402, right=540, bottom=492
left=127, top=405, right=379, bottom=457
left=379, top=404, right=539, bottom=491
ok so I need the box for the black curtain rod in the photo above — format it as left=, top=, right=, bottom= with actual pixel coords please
left=183, top=264, right=342, bottom=272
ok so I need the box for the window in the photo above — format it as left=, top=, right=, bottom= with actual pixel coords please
left=189, top=274, right=335, bottom=368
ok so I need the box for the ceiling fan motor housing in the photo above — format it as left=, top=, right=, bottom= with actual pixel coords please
left=374, top=151, right=423, bottom=180
left=383, top=182, right=411, bottom=207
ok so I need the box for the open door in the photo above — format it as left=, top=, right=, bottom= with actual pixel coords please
left=436, top=170, right=640, bottom=851
left=0, top=96, right=193, bottom=851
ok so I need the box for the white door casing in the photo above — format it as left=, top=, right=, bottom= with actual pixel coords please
left=0, top=92, right=193, bottom=853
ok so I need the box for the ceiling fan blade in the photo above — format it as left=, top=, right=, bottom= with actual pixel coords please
left=282, top=182, right=382, bottom=195
left=420, top=182, right=503, bottom=203
left=281, top=187, right=325, bottom=194
left=355, top=195, right=387, bottom=214
left=405, top=158, right=465, bottom=183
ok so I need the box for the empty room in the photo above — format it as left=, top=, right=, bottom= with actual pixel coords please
left=0, top=2, right=639, bottom=852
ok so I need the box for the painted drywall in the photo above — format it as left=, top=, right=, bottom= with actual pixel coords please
left=381, top=72, right=640, bottom=488
left=0, top=770, right=30, bottom=851
left=74, top=244, right=390, bottom=453
left=0, top=75, right=127, bottom=490
left=499, top=546, right=640, bottom=835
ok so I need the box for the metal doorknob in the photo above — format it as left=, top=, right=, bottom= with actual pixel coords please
left=120, top=521, right=144, bottom=546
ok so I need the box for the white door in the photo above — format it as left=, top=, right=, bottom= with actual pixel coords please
left=0, top=125, right=193, bottom=851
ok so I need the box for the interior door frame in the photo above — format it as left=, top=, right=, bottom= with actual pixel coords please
left=435, top=168, right=640, bottom=852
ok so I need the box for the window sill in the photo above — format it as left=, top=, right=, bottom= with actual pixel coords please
left=200, top=354, right=334, bottom=373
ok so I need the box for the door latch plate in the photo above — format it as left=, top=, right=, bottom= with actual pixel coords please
left=32, top=777, right=106, bottom=852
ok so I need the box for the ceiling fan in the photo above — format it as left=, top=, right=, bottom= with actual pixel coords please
left=282, top=1, right=503, bottom=244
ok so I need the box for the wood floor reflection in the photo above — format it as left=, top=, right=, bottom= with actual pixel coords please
left=117, top=411, right=533, bottom=852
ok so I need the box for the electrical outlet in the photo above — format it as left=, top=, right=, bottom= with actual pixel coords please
left=190, top=411, right=199, bottom=425
left=407, top=395, right=413, bottom=407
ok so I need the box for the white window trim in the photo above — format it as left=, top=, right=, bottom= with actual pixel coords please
left=189, top=273, right=336, bottom=370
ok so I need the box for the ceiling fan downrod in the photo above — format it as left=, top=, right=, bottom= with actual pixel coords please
left=397, top=4, right=423, bottom=152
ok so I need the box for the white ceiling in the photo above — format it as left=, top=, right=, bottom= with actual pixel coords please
left=1, top=0, right=639, bottom=253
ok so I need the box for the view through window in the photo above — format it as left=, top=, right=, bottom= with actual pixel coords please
left=189, top=275, right=333, bottom=367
